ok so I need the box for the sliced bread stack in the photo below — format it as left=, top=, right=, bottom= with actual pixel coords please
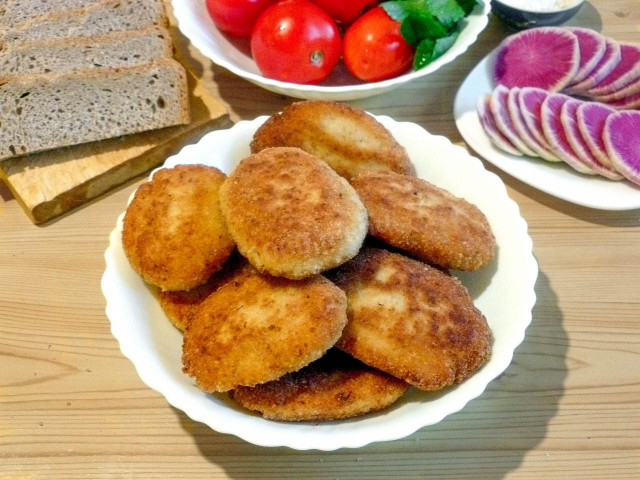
left=0, top=0, right=191, bottom=162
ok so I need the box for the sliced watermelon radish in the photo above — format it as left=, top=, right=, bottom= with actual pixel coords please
left=603, top=110, right=640, bottom=185
left=587, top=43, right=640, bottom=97
left=606, top=89, right=640, bottom=110
left=477, top=95, right=522, bottom=156
left=541, top=93, right=596, bottom=175
left=494, top=27, right=579, bottom=92
left=491, top=85, right=538, bottom=157
left=561, top=100, right=623, bottom=180
left=519, top=87, right=554, bottom=151
left=577, top=102, right=617, bottom=168
left=567, top=27, right=607, bottom=84
left=508, top=88, right=560, bottom=162
left=595, top=73, right=640, bottom=102
left=565, top=39, right=622, bottom=94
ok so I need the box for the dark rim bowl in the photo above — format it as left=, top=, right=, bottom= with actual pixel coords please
left=493, top=0, right=585, bottom=29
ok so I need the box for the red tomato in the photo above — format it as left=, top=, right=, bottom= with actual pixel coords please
left=205, top=0, right=276, bottom=37
left=251, top=0, right=341, bottom=84
left=310, top=0, right=378, bottom=24
left=343, top=6, right=414, bottom=82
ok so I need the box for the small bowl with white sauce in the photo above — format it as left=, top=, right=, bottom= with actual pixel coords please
left=493, top=0, right=585, bottom=29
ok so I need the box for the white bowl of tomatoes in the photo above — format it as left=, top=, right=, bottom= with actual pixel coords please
left=172, top=0, right=492, bottom=100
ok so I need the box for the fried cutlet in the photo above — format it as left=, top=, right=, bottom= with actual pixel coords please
left=219, top=147, right=368, bottom=279
left=122, top=164, right=235, bottom=291
left=351, top=171, right=496, bottom=271
left=157, top=257, right=241, bottom=332
left=250, top=100, right=413, bottom=180
left=230, top=349, right=409, bottom=421
left=182, top=266, right=348, bottom=392
left=330, top=248, right=492, bottom=391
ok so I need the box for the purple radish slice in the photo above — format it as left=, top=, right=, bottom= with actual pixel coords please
left=561, top=100, right=623, bottom=180
left=491, top=85, right=539, bottom=157
left=541, top=93, right=596, bottom=175
left=587, top=43, right=640, bottom=97
left=595, top=73, right=640, bottom=102
left=519, top=87, right=553, bottom=151
left=494, top=27, right=579, bottom=92
left=577, top=102, right=617, bottom=168
left=567, top=27, right=607, bottom=84
left=603, top=110, right=640, bottom=185
left=508, top=88, right=560, bottom=162
left=607, top=89, right=640, bottom=110
left=565, top=39, right=622, bottom=94
left=477, top=95, right=522, bottom=156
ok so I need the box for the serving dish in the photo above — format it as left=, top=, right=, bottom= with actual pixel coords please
left=492, top=0, right=584, bottom=29
left=171, top=0, right=492, bottom=100
left=102, top=115, right=538, bottom=450
left=454, top=49, right=640, bottom=210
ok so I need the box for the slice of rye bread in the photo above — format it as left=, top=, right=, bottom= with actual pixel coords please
left=0, top=0, right=167, bottom=44
left=0, top=0, right=106, bottom=26
left=0, top=26, right=173, bottom=76
left=0, top=58, right=190, bottom=161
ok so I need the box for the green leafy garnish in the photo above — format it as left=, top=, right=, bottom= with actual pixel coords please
left=413, top=31, right=460, bottom=69
left=381, top=0, right=474, bottom=71
left=400, top=12, right=448, bottom=46
left=456, top=0, right=481, bottom=15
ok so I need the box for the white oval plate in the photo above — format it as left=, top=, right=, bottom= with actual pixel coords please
left=454, top=49, right=640, bottom=210
left=171, top=0, right=491, bottom=101
left=102, top=116, right=538, bottom=450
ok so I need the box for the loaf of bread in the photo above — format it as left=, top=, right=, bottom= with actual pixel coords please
left=0, top=26, right=173, bottom=76
left=0, top=0, right=106, bottom=26
left=0, top=58, right=190, bottom=160
left=1, top=0, right=167, bottom=44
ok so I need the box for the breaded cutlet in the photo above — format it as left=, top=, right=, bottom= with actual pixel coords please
left=250, top=100, right=413, bottom=180
left=231, top=349, right=409, bottom=421
left=219, top=147, right=368, bottom=279
left=330, top=248, right=492, bottom=391
left=122, top=164, right=235, bottom=291
left=182, top=265, right=348, bottom=392
left=351, top=171, right=496, bottom=271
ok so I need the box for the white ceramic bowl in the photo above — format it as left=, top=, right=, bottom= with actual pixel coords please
left=171, top=0, right=492, bottom=100
left=102, top=115, right=538, bottom=450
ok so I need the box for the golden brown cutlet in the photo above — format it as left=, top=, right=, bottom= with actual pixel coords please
left=351, top=171, right=496, bottom=271
left=330, top=248, right=492, bottom=391
left=250, top=100, right=413, bottom=180
left=182, top=265, right=348, bottom=392
left=219, top=147, right=368, bottom=279
left=230, top=349, right=409, bottom=421
left=122, top=164, right=235, bottom=291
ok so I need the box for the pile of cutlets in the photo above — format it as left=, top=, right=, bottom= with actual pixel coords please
left=121, top=100, right=497, bottom=422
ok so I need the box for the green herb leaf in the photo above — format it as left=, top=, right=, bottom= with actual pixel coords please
left=382, top=2, right=411, bottom=22
left=413, top=30, right=459, bottom=69
left=455, top=0, right=480, bottom=15
left=400, top=11, right=448, bottom=46
left=413, top=38, right=436, bottom=70
left=425, top=0, right=465, bottom=27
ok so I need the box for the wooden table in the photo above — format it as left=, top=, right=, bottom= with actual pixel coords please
left=2, top=1, right=639, bottom=478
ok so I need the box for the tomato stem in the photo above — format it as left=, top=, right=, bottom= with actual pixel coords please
left=310, top=50, right=324, bottom=66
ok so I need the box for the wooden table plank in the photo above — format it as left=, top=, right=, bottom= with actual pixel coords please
left=1, top=0, right=639, bottom=478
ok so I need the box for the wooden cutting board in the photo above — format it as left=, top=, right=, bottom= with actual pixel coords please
left=0, top=68, right=230, bottom=224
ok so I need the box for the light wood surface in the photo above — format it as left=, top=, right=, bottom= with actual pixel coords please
left=1, top=1, right=639, bottom=478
